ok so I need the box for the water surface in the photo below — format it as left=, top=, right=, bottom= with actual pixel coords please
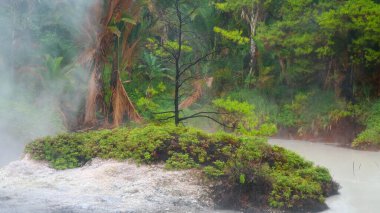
left=269, top=139, right=380, bottom=213
left=1, top=138, right=379, bottom=212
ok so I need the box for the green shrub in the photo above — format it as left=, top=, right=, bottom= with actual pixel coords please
left=203, top=160, right=226, bottom=177
left=136, top=97, right=159, bottom=119
left=277, top=90, right=352, bottom=136
left=25, top=133, right=94, bottom=169
left=212, top=98, right=277, bottom=137
left=165, top=153, right=199, bottom=170
left=25, top=124, right=336, bottom=210
left=267, top=146, right=333, bottom=208
left=126, top=125, right=173, bottom=162
left=353, top=100, right=380, bottom=148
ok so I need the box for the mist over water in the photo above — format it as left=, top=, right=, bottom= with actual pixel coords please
left=0, top=0, right=97, bottom=166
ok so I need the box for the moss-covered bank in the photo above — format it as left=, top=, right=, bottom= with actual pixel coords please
left=25, top=124, right=338, bottom=211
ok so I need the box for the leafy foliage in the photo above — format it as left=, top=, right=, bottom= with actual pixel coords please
left=213, top=98, right=277, bottom=136
left=318, top=0, right=380, bottom=65
left=353, top=101, right=380, bottom=148
left=213, top=27, right=249, bottom=45
left=277, top=90, right=352, bottom=136
left=4, top=0, right=380, bottom=147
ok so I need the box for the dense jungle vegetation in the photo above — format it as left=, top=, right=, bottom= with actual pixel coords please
left=3, top=0, right=379, bottom=148
left=1, top=0, right=379, bottom=211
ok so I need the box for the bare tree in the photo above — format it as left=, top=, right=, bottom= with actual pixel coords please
left=153, top=0, right=224, bottom=126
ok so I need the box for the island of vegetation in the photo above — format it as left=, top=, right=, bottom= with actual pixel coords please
left=2, top=0, right=380, bottom=211
left=26, top=123, right=338, bottom=212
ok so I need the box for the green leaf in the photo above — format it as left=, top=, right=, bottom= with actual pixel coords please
left=121, top=17, right=137, bottom=25
left=108, top=26, right=121, bottom=37
left=240, top=174, right=246, bottom=184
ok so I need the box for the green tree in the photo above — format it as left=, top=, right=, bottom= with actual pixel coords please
left=318, top=0, right=380, bottom=99
left=256, top=0, right=332, bottom=86
left=214, top=0, right=269, bottom=86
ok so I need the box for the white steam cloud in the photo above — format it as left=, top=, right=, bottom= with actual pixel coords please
left=0, top=0, right=98, bottom=166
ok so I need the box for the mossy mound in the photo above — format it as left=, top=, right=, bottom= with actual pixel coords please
left=25, top=124, right=338, bottom=211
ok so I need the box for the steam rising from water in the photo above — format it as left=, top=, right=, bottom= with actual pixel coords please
left=0, top=0, right=97, bottom=166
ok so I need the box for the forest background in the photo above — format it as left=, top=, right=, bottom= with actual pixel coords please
left=1, top=0, right=380, bottom=149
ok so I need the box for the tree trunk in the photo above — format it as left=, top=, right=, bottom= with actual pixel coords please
left=110, top=38, right=141, bottom=127
left=83, top=58, right=104, bottom=126
left=279, top=57, right=289, bottom=85
left=242, top=7, right=260, bottom=87
left=174, top=0, right=182, bottom=126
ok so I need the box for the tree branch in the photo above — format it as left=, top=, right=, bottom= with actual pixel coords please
left=158, top=115, right=176, bottom=121
left=152, top=110, right=176, bottom=115
left=158, top=42, right=177, bottom=60
left=179, top=114, right=234, bottom=129
left=179, top=75, right=197, bottom=88
left=179, top=50, right=219, bottom=76
left=185, top=111, right=229, bottom=117
left=182, top=6, right=199, bottom=23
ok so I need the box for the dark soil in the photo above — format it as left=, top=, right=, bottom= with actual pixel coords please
left=210, top=178, right=339, bottom=213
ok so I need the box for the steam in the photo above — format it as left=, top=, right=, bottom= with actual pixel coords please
left=0, top=0, right=97, bottom=166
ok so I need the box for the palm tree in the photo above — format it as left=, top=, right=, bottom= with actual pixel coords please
left=79, top=0, right=142, bottom=128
